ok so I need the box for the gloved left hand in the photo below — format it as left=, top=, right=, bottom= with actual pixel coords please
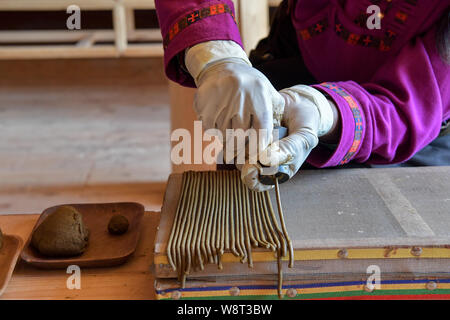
left=240, top=85, right=335, bottom=191
left=185, top=40, right=285, bottom=163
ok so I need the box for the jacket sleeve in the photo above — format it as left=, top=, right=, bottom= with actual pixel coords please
left=155, top=0, right=243, bottom=87
left=307, top=24, right=450, bottom=167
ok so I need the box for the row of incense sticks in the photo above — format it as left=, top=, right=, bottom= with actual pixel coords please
left=166, top=170, right=294, bottom=298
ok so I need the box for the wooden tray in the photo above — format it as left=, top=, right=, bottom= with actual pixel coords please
left=0, top=234, right=23, bottom=296
left=21, top=202, right=144, bottom=269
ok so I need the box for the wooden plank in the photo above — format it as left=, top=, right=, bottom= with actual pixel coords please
left=113, top=2, right=128, bottom=54
left=0, top=212, right=160, bottom=300
left=0, top=30, right=162, bottom=43
left=122, top=0, right=155, bottom=10
left=0, top=30, right=96, bottom=43
left=0, top=44, right=164, bottom=59
left=0, top=46, right=120, bottom=59
left=126, top=8, right=136, bottom=37
left=129, top=29, right=162, bottom=41
left=0, top=0, right=116, bottom=11
left=122, top=43, right=163, bottom=57
left=0, top=0, right=156, bottom=10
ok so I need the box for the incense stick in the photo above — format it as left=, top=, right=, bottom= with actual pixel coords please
left=167, top=170, right=293, bottom=298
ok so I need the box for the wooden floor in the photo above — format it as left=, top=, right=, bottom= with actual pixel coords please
left=0, top=58, right=171, bottom=214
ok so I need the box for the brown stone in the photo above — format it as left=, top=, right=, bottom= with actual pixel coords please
left=31, top=206, right=89, bottom=257
left=108, top=214, right=129, bottom=235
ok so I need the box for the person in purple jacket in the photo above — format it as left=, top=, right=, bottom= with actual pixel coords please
left=155, top=0, right=450, bottom=191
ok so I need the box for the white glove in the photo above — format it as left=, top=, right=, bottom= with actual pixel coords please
left=185, top=40, right=285, bottom=163
left=240, top=85, right=335, bottom=191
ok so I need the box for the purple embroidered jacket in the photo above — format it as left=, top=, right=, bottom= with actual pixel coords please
left=155, top=0, right=450, bottom=166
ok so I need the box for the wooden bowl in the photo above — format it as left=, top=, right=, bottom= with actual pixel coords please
left=21, top=202, right=144, bottom=269
left=0, top=234, right=23, bottom=296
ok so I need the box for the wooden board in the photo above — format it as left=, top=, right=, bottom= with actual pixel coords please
left=154, top=167, right=450, bottom=279
left=0, top=235, right=23, bottom=297
left=21, top=202, right=144, bottom=269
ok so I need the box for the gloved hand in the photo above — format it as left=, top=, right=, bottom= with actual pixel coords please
left=240, top=85, right=335, bottom=191
left=185, top=40, right=285, bottom=163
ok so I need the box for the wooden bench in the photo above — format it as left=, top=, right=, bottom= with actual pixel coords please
left=0, top=0, right=163, bottom=59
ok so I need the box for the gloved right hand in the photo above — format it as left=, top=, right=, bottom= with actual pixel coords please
left=240, top=85, right=335, bottom=192
left=185, top=40, right=285, bottom=163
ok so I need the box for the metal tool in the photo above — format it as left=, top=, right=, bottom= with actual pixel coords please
left=259, top=126, right=290, bottom=185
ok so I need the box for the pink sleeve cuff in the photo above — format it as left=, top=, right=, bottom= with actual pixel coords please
left=307, top=82, right=365, bottom=167
left=162, top=1, right=243, bottom=87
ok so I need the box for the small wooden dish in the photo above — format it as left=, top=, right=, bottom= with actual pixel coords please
left=0, top=234, right=23, bottom=296
left=21, top=202, right=144, bottom=269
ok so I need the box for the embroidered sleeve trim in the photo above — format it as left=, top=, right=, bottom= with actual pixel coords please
left=296, top=0, right=420, bottom=52
left=297, top=18, right=329, bottom=40
left=298, top=16, right=397, bottom=52
left=163, top=3, right=237, bottom=49
left=319, top=82, right=364, bottom=165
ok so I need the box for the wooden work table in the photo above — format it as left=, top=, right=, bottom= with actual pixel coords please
left=0, top=212, right=160, bottom=300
